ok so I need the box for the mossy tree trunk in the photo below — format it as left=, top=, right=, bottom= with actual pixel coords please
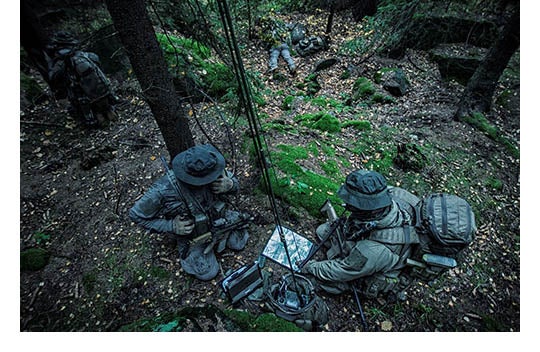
left=454, top=1, right=519, bottom=120
left=105, top=0, right=194, bottom=158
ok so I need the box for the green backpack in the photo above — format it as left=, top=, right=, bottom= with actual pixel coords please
left=406, top=193, right=476, bottom=281
left=372, top=190, right=477, bottom=283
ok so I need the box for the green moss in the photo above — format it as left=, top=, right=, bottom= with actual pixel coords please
left=294, top=112, right=341, bottom=133
left=120, top=306, right=302, bottom=332
left=461, top=113, right=519, bottom=158
left=266, top=144, right=344, bottom=217
left=371, top=93, right=395, bottom=104
left=224, top=309, right=302, bottom=332
left=281, top=95, right=295, bottom=110
left=20, top=248, right=50, bottom=271
left=319, top=144, right=334, bottom=157
left=320, top=159, right=340, bottom=178
left=252, top=313, right=303, bottom=332
left=485, top=177, right=503, bottom=190
left=304, top=74, right=321, bottom=96
left=342, top=120, right=372, bottom=131
left=373, top=67, right=398, bottom=84
left=352, top=77, right=375, bottom=101
left=276, top=144, right=309, bottom=159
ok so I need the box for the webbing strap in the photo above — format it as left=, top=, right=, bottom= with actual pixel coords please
left=370, top=226, right=419, bottom=244
left=440, top=194, right=448, bottom=236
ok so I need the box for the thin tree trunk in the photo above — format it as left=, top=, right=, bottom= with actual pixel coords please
left=455, top=1, right=519, bottom=120
left=21, top=0, right=52, bottom=84
left=105, top=0, right=194, bottom=158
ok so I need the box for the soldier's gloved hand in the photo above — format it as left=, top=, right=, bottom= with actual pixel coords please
left=172, top=216, right=195, bottom=236
left=211, top=175, right=234, bottom=194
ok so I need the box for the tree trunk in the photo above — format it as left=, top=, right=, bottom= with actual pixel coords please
left=104, top=0, right=194, bottom=158
left=454, top=1, right=519, bottom=120
left=20, top=0, right=52, bottom=84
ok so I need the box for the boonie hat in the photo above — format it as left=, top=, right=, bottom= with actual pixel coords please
left=337, top=170, right=392, bottom=211
left=172, top=144, right=225, bottom=186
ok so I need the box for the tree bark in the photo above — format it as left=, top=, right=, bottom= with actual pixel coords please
left=454, top=1, right=519, bottom=120
left=104, top=0, right=194, bottom=158
left=20, top=0, right=52, bottom=84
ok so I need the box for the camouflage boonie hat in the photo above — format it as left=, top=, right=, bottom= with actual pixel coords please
left=337, top=170, right=392, bottom=211
left=51, top=31, right=80, bottom=47
left=173, top=144, right=225, bottom=186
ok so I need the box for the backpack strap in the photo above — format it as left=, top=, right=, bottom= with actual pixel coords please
left=369, top=226, right=420, bottom=245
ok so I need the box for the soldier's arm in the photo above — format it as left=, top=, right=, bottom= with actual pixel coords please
left=302, top=240, right=400, bottom=283
left=129, top=182, right=175, bottom=233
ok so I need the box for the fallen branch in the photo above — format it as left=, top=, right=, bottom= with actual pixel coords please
left=21, top=120, right=65, bottom=128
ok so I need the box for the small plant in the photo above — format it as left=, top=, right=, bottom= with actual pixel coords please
left=352, top=77, right=375, bottom=100
left=33, top=231, right=51, bottom=245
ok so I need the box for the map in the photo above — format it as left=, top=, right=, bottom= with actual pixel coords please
left=262, top=225, right=314, bottom=271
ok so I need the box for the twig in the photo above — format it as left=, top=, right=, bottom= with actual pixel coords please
left=28, top=285, right=41, bottom=308
left=21, top=120, right=65, bottom=128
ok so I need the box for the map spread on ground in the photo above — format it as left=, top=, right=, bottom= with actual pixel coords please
left=262, top=225, right=314, bottom=271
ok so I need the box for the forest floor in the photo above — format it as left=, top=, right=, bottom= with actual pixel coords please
left=19, top=11, right=520, bottom=333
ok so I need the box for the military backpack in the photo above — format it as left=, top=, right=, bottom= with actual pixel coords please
left=69, top=51, right=112, bottom=101
left=295, top=36, right=328, bottom=57
left=371, top=189, right=477, bottom=283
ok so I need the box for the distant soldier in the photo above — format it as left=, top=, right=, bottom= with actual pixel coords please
left=256, top=12, right=297, bottom=75
left=46, top=31, right=118, bottom=128
left=129, top=144, right=250, bottom=281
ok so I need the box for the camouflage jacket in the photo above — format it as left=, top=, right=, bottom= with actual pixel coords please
left=129, top=171, right=239, bottom=234
left=303, top=187, right=418, bottom=286
left=258, top=16, right=293, bottom=49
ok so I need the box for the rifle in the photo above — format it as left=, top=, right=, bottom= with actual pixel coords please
left=297, top=202, right=345, bottom=269
left=191, top=212, right=253, bottom=255
left=160, top=155, right=251, bottom=252
left=315, top=199, right=371, bottom=332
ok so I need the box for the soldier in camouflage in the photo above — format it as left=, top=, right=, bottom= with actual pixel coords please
left=256, top=12, right=296, bottom=75
left=301, top=170, right=419, bottom=300
left=47, top=31, right=117, bottom=128
left=129, top=144, right=249, bottom=281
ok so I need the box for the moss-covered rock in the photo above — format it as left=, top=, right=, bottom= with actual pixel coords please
left=294, top=112, right=341, bottom=133
left=21, top=248, right=50, bottom=271
left=264, top=144, right=344, bottom=218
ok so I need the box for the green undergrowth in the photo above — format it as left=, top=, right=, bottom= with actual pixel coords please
left=119, top=305, right=301, bottom=332
left=156, top=33, right=236, bottom=98
left=255, top=118, right=501, bottom=227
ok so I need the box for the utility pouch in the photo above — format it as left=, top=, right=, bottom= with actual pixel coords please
left=406, top=254, right=457, bottom=281
left=221, top=262, right=263, bottom=304
left=193, top=213, right=210, bottom=236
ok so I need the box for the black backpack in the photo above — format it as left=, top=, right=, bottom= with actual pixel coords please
left=295, top=36, right=328, bottom=57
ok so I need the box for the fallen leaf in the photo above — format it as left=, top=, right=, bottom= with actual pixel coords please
left=381, top=320, right=392, bottom=331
